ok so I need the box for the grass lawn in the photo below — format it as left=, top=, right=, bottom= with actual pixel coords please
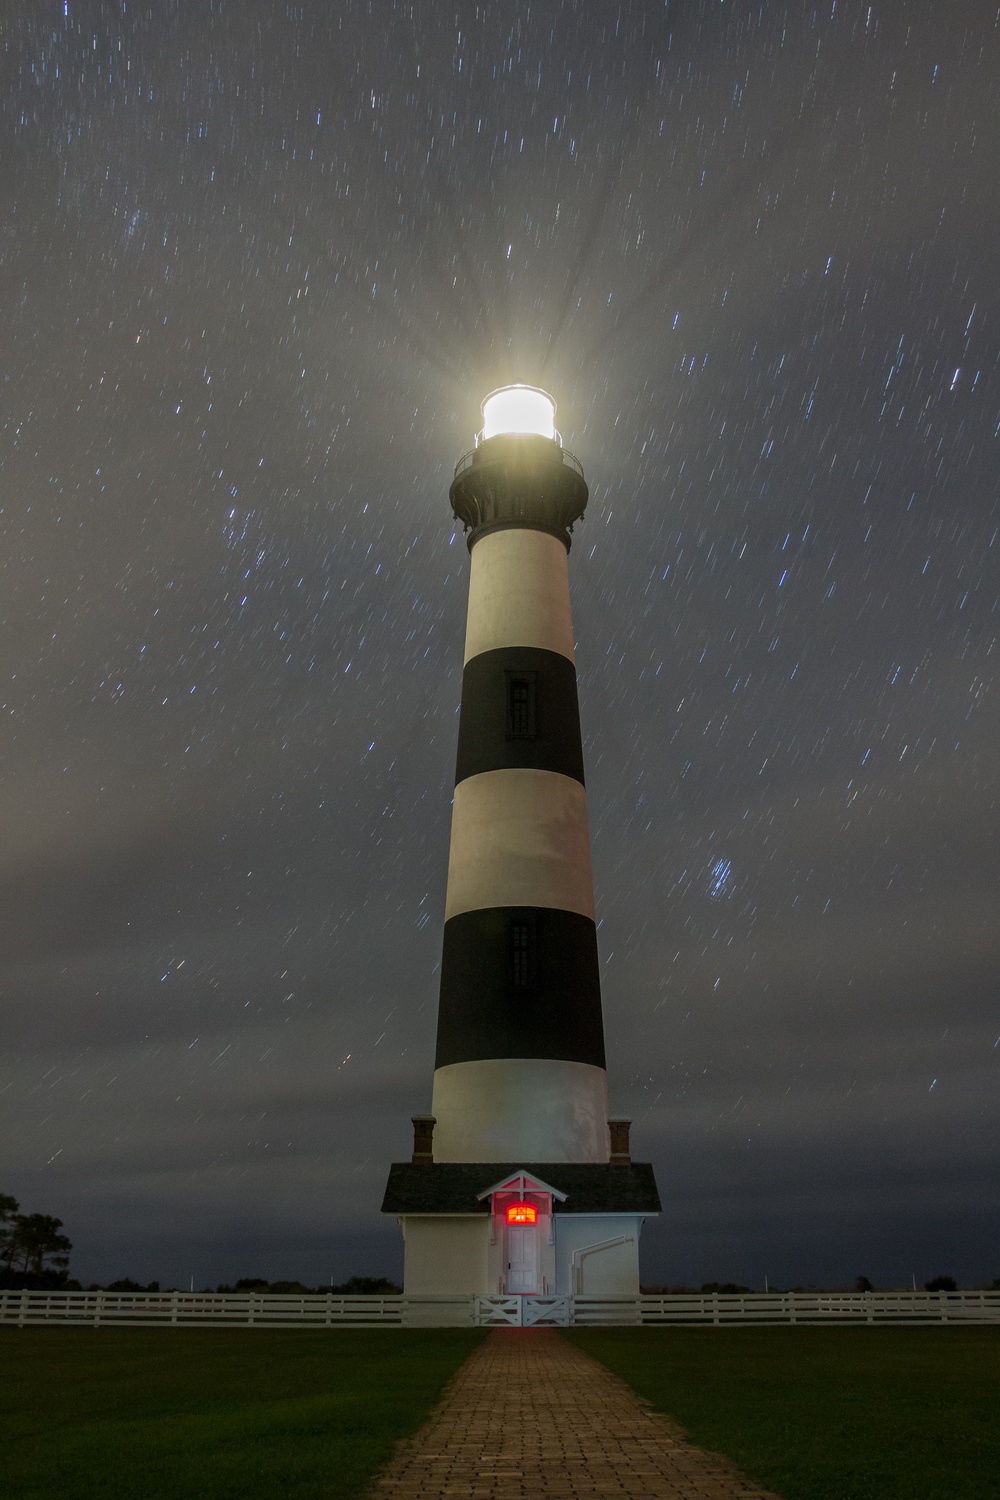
left=2, top=1326, right=485, bottom=1500
left=568, top=1325, right=1000, bottom=1500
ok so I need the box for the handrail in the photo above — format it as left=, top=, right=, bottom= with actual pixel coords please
left=570, top=1235, right=634, bottom=1294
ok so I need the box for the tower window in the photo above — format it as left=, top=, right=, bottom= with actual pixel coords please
left=506, top=673, right=536, bottom=739
left=510, top=917, right=534, bottom=990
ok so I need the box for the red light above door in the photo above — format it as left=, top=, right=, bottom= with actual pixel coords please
left=506, top=1203, right=537, bottom=1224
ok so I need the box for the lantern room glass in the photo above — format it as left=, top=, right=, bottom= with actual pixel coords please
left=481, top=385, right=557, bottom=442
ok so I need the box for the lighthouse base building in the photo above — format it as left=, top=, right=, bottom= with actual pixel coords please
left=382, top=387, right=659, bottom=1297
left=383, top=1131, right=660, bottom=1297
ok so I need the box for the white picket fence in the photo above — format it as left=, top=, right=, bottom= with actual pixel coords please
left=473, top=1291, right=1000, bottom=1327
left=0, top=1290, right=465, bottom=1329
left=629, top=1289, right=1000, bottom=1327
left=2, top=1288, right=998, bottom=1328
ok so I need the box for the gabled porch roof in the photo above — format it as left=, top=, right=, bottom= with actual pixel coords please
left=476, top=1170, right=568, bottom=1203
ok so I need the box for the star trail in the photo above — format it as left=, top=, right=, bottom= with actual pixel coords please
left=3, top=0, right=998, bottom=1288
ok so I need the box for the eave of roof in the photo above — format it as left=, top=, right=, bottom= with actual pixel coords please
left=381, top=1161, right=661, bottom=1216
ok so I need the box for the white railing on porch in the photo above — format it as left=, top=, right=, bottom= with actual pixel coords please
left=2, top=1288, right=998, bottom=1329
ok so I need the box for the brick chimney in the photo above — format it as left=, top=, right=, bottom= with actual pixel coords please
left=608, top=1118, right=631, bottom=1165
left=411, top=1115, right=436, bottom=1164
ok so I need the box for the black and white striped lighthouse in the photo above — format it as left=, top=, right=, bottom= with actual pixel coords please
left=432, top=385, right=607, bottom=1163
left=383, top=387, right=659, bottom=1298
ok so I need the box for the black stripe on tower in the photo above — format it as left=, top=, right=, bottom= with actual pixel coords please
left=455, top=647, right=585, bottom=786
left=435, top=907, right=607, bottom=1069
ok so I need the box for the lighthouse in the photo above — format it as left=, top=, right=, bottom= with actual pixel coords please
left=382, top=386, right=659, bottom=1298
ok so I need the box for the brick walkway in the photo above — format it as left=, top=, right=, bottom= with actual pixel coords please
left=367, top=1328, right=782, bottom=1499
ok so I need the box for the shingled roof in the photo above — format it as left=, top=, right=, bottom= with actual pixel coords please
left=381, top=1161, right=660, bottom=1215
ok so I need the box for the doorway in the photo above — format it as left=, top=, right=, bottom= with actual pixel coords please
left=506, top=1222, right=539, bottom=1293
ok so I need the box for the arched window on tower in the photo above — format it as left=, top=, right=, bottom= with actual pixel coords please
left=510, top=916, right=534, bottom=990
left=506, top=673, right=536, bottom=740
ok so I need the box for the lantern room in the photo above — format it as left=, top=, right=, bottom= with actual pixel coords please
left=480, top=383, right=558, bottom=443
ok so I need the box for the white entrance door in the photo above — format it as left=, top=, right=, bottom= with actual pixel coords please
left=506, top=1224, right=539, bottom=1293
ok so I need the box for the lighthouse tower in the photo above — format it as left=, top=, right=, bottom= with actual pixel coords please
left=382, top=387, right=659, bottom=1298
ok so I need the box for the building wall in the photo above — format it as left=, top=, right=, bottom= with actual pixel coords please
left=401, top=1212, right=645, bottom=1296
left=400, top=1215, right=490, bottom=1295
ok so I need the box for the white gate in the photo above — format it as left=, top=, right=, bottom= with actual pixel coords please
left=474, top=1295, right=571, bottom=1326
left=522, top=1296, right=570, bottom=1326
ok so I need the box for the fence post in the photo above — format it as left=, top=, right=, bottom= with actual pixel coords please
left=18, top=1290, right=29, bottom=1328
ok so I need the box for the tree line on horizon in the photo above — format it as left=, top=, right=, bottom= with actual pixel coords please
left=86, top=1276, right=404, bottom=1295
left=4, top=1194, right=996, bottom=1294
left=1, top=1195, right=405, bottom=1293
left=639, top=1276, right=987, bottom=1294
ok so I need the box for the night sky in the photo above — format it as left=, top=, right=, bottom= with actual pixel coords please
left=4, top=1, right=998, bottom=1292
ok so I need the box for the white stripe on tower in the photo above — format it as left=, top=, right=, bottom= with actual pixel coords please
left=463, top=528, right=576, bottom=664
left=430, top=399, right=610, bottom=1164
left=444, top=770, right=595, bottom=922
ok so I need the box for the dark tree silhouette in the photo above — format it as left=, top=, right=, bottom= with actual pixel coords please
left=1, top=1195, right=74, bottom=1287
left=7, top=1214, right=72, bottom=1276
left=0, top=1194, right=19, bottom=1266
